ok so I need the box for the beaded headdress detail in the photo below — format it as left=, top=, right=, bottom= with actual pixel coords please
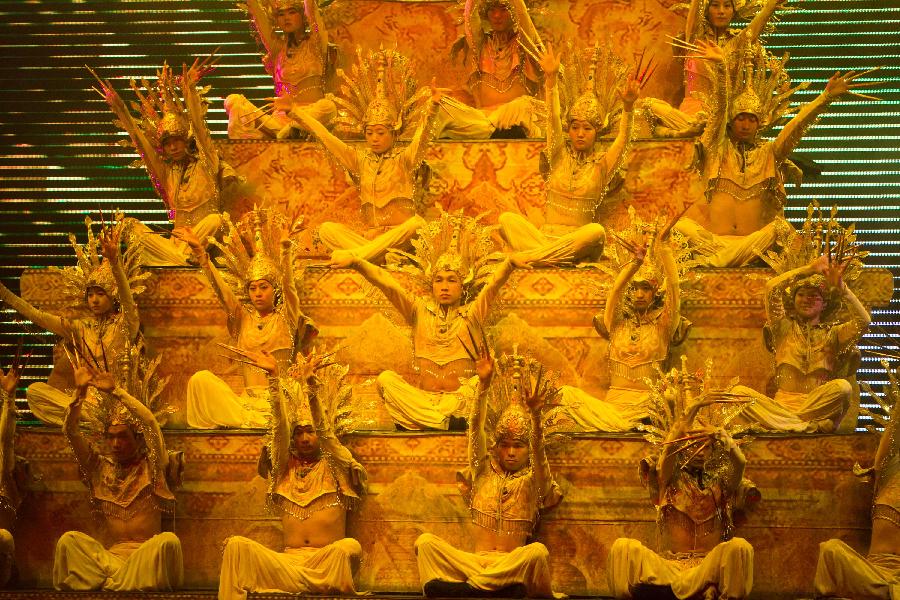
left=50, top=214, right=148, bottom=310
left=386, top=211, right=496, bottom=298
left=332, top=47, right=428, bottom=135
left=561, top=42, right=628, bottom=132
left=207, top=206, right=301, bottom=302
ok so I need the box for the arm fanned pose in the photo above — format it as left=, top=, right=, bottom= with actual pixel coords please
left=0, top=281, right=68, bottom=338
left=349, top=258, right=417, bottom=325
left=287, top=109, right=359, bottom=174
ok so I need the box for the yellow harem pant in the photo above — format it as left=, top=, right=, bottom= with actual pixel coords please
left=376, top=371, right=477, bottom=431
left=436, top=95, right=545, bottom=140
left=186, top=370, right=269, bottom=429
left=607, top=537, right=753, bottom=599
left=732, top=380, right=851, bottom=433
left=27, top=381, right=93, bottom=426
left=414, top=533, right=562, bottom=598
left=218, top=535, right=362, bottom=599
left=321, top=215, right=426, bottom=266
left=53, top=531, right=183, bottom=591
left=131, top=214, right=223, bottom=267
left=498, top=213, right=606, bottom=266
left=815, top=539, right=900, bottom=600
left=558, top=386, right=647, bottom=432
left=673, top=218, right=778, bottom=268
left=224, top=94, right=336, bottom=140
left=0, top=529, right=13, bottom=588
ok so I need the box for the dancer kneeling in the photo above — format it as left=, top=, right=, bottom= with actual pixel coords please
left=416, top=349, right=564, bottom=598
left=218, top=349, right=366, bottom=599
left=814, top=372, right=900, bottom=598
left=54, top=364, right=183, bottom=591
left=608, top=366, right=757, bottom=600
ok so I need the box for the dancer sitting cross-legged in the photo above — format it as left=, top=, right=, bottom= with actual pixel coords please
left=416, top=347, right=564, bottom=598
left=217, top=348, right=367, bottom=599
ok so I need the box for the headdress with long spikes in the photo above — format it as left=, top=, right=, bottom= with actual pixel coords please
left=728, top=52, right=810, bottom=130
left=756, top=202, right=868, bottom=323
left=597, top=207, right=704, bottom=312
left=50, top=213, right=149, bottom=310
left=331, top=47, right=429, bottom=136
left=560, top=42, right=629, bottom=133
left=385, top=211, right=497, bottom=299
left=857, top=336, right=900, bottom=477
left=483, top=348, right=560, bottom=448
left=111, top=62, right=212, bottom=159
left=207, top=206, right=302, bottom=303
left=674, top=0, right=791, bottom=37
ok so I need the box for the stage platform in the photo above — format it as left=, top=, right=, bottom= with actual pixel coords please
left=12, top=428, right=878, bottom=597
left=20, top=266, right=893, bottom=430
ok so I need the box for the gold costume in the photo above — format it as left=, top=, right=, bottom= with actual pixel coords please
left=815, top=388, right=900, bottom=599
left=106, top=68, right=237, bottom=266
left=643, top=0, right=783, bottom=136
left=735, top=277, right=868, bottom=432
left=436, top=0, right=544, bottom=139
left=560, top=310, right=690, bottom=432
left=187, top=211, right=317, bottom=428
left=290, top=63, right=439, bottom=264
left=0, top=389, right=20, bottom=589
left=499, top=47, right=634, bottom=264
left=416, top=355, right=564, bottom=598
left=355, top=257, right=515, bottom=430
left=218, top=362, right=366, bottom=599
left=54, top=387, right=184, bottom=591
left=0, top=220, right=142, bottom=426
left=676, top=51, right=832, bottom=266
left=225, top=0, right=337, bottom=139
left=609, top=470, right=756, bottom=599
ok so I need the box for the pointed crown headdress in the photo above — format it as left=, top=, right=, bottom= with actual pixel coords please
left=728, top=52, right=810, bottom=129
left=208, top=207, right=301, bottom=302
left=598, top=207, right=704, bottom=312
left=332, top=47, right=429, bottom=135
left=82, top=336, right=174, bottom=436
left=756, top=203, right=867, bottom=322
left=277, top=350, right=366, bottom=436
left=50, top=213, right=149, bottom=310
left=640, top=356, right=752, bottom=463
left=486, top=349, right=559, bottom=446
left=561, top=42, right=628, bottom=132
left=385, top=211, right=496, bottom=297
left=117, top=63, right=207, bottom=157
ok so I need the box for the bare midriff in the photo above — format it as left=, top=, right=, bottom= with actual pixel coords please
left=282, top=505, right=347, bottom=548
left=105, top=509, right=162, bottom=545
left=473, top=526, right=528, bottom=553
left=707, top=190, right=766, bottom=236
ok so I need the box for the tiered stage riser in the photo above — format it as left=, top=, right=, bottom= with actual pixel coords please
left=15, top=429, right=875, bottom=596
left=21, top=266, right=892, bottom=431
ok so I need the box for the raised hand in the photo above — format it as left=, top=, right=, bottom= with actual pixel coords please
left=91, top=370, right=116, bottom=393
left=0, top=368, right=18, bottom=397
left=825, top=68, right=883, bottom=102
left=537, top=44, right=561, bottom=81
left=99, top=225, right=122, bottom=263
left=218, top=344, right=279, bottom=375
left=823, top=260, right=847, bottom=291
left=171, top=227, right=204, bottom=253
left=620, top=77, right=640, bottom=111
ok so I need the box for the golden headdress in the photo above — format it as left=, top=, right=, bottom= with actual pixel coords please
left=857, top=341, right=900, bottom=475
left=82, top=336, right=174, bottom=434
left=207, top=207, right=301, bottom=302
left=560, top=42, right=628, bottom=132
left=50, top=213, right=149, bottom=310
left=598, top=207, right=703, bottom=312
left=486, top=349, right=559, bottom=446
left=674, top=0, right=790, bottom=37
left=728, top=52, right=809, bottom=130
left=639, top=357, right=757, bottom=537
left=385, top=211, right=497, bottom=299
left=756, top=203, right=868, bottom=322
left=332, top=47, right=429, bottom=135
left=114, top=63, right=208, bottom=158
